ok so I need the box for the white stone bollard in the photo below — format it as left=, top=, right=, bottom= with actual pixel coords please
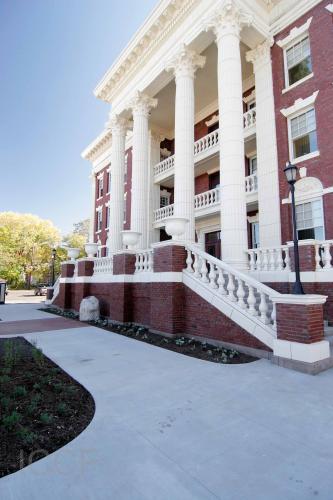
left=79, top=296, right=100, bottom=322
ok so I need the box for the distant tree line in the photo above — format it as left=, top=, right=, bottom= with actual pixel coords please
left=0, top=212, right=89, bottom=288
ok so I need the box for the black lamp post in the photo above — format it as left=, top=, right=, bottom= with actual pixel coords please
left=51, top=248, right=56, bottom=286
left=283, top=162, right=304, bottom=295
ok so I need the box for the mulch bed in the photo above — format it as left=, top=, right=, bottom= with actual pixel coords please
left=42, top=307, right=258, bottom=365
left=0, top=337, right=95, bottom=478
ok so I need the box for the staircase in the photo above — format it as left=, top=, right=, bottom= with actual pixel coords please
left=183, top=244, right=280, bottom=350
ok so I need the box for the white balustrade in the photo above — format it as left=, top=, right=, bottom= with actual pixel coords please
left=185, top=244, right=276, bottom=329
left=315, top=241, right=333, bottom=270
left=154, top=204, right=175, bottom=223
left=153, top=155, right=175, bottom=177
left=93, top=256, right=114, bottom=274
left=194, top=187, right=220, bottom=210
left=243, top=108, right=256, bottom=130
left=245, top=174, right=258, bottom=194
left=247, top=246, right=290, bottom=272
left=135, top=250, right=154, bottom=273
left=194, top=129, right=219, bottom=156
left=153, top=110, right=256, bottom=180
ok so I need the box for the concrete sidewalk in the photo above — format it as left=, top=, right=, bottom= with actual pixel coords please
left=0, top=303, right=333, bottom=499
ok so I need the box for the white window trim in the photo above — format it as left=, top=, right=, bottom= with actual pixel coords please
left=286, top=106, right=319, bottom=163
left=295, top=197, right=325, bottom=240
left=277, top=17, right=313, bottom=92
left=281, top=90, right=319, bottom=117
left=282, top=72, right=314, bottom=94
left=205, top=114, right=219, bottom=127
left=277, top=17, right=312, bottom=49
left=243, top=89, right=256, bottom=105
left=280, top=91, right=320, bottom=163
left=325, top=4, right=333, bottom=13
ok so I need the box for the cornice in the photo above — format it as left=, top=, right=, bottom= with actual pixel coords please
left=81, top=129, right=112, bottom=162
left=94, top=0, right=197, bottom=103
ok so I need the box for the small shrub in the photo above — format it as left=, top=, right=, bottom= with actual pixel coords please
left=53, top=383, right=63, bottom=394
left=3, top=340, right=22, bottom=370
left=2, top=411, right=21, bottom=430
left=39, top=413, right=53, bottom=425
left=16, top=427, right=37, bottom=445
left=33, top=382, right=41, bottom=391
left=13, top=386, right=27, bottom=398
left=0, top=374, right=10, bottom=386
left=0, top=396, right=11, bottom=410
left=175, top=337, right=186, bottom=346
left=31, top=340, right=45, bottom=368
left=57, top=402, right=68, bottom=416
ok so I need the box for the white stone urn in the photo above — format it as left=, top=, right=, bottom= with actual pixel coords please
left=67, top=247, right=80, bottom=261
left=85, top=242, right=99, bottom=258
left=165, top=217, right=189, bottom=240
left=121, top=230, right=141, bottom=248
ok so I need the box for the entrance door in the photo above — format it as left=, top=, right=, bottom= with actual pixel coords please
left=205, top=231, right=221, bottom=259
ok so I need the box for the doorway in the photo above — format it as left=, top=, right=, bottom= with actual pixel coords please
left=205, top=231, right=221, bottom=259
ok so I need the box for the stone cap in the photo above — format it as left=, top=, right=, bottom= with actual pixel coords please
left=271, top=294, right=327, bottom=305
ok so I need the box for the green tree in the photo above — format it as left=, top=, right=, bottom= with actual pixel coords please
left=0, top=212, right=61, bottom=288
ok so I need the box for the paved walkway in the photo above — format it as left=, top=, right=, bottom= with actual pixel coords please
left=1, top=304, right=333, bottom=499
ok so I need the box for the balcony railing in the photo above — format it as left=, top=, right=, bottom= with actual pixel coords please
left=93, top=256, right=113, bottom=274
left=245, top=173, right=258, bottom=194
left=243, top=108, right=256, bottom=129
left=194, top=187, right=220, bottom=210
left=153, top=177, right=257, bottom=224
left=193, top=129, right=219, bottom=156
left=153, top=204, right=174, bottom=223
left=153, top=108, right=256, bottom=181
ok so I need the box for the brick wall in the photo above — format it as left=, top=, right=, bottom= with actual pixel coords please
left=276, top=303, right=324, bottom=344
left=195, top=173, right=210, bottom=194
left=272, top=1, right=333, bottom=243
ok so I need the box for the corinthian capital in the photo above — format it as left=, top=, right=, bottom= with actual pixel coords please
left=126, top=91, right=158, bottom=118
left=106, top=113, right=130, bottom=136
left=204, top=0, right=252, bottom=40
left=165, top=44, right=206, bottom=79
left=246, top=39, right=273, bottom=69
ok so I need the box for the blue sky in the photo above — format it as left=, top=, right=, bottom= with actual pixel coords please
left=0, top=0, right=157, bottom=235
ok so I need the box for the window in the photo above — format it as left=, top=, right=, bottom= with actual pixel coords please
left=290, top=108, right=318, bottom=160
left=249, top=156, right=257, bottom=175
left=286, top=36, right=312, bottom=87
left=96, top=209, right=102, bottom=232
left=209, top=171, right=220, bottom=190
left=247, top=99, right=256, bottom=111
left=160, top=189, right=171, bottom=208
left=124, top=154, right=128, bottom=184
left=124, top=193, right=127, bottom=223
left=296, top=199, right=324, bottom=240
left=105, top=205, right=110, bottom=229
left=97, top=177, right=104, bottom=198
left=107, top=171, right=111, bottom=193
left=251, top=222, right=260, bottom=249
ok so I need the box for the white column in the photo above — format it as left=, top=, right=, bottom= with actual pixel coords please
left=89, top=173, right=96, bottom=242
left=127, top=91, right=157, bottom=249
left=107, top=114, right=129, bottom=253
left=206, top=2, right=251, bottom=269
left=148, top=130, right=163, bottom=245
left=166, top=45, right=205, bottom=242
left=247, top=41, right=281, bottom=247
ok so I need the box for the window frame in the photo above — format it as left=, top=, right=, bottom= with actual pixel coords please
left=295, top=197, right=325, bottom=241
left=282, top=33, right=313, bottom=92
left=287, top=105, right=319, bottom=164
left=96, top=207, right=103, bottom=233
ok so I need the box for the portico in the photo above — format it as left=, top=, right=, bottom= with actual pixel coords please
left=96, top=1, right=278, bottom=271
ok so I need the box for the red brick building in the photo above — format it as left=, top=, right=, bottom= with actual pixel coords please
left=55, top=0, right=333, bottom=372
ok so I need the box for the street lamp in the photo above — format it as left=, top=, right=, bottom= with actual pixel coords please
left=283, top=161, right=304, bottom=295
left=51, top=248, right=56, bottom=286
